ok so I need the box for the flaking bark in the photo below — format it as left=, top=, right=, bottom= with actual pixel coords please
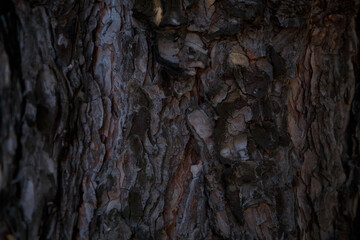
left=1, top=0, right=360, bottom=239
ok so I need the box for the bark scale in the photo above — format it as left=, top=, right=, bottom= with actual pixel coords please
left=0, top=0, right=360, bottom=239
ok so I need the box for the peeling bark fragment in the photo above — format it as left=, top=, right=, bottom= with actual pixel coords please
left=157, top=30, right=182, bottom=65
left=229, top=45, right=249, bottom=67
left=187, top=109, right=214, bottom=152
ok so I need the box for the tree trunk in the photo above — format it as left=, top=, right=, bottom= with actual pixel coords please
left=1, top=0, right=360, bottom=239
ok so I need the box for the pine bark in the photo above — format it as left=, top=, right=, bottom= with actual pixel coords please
left=1, top=0, right=360, bottom=239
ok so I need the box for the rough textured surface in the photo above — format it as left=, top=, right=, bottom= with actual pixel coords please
left=0, top=0, right=360, bottom=239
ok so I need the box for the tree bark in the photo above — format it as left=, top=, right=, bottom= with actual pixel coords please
left=1, top=0, right=360, bottom=239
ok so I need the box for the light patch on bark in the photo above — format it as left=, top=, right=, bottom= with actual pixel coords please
left=22, top=180, right=35, bottom=221
left=187, top=110, right=212, bottom=139
left=154, top=0, right=163, bottom=26
left=229, top=45, right=249, bottom=67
